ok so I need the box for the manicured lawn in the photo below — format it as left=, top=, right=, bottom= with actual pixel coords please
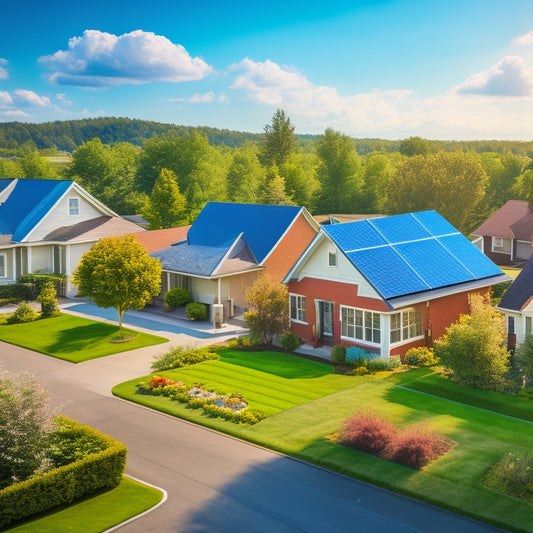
left=114, top=349, right=533, bottom=533
left=6, top=476, right=164, bottom=532
left=0, top=313, right=168, bottom=362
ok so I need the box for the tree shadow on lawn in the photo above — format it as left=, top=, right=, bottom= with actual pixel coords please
left=218, top=349, right=332, bottom=379
left=44, top=323, right=121, bottom=355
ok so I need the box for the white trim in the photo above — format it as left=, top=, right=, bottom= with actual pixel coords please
left=0, top=253, right=6, bottom=277
left=290, top=292, right=307, bottom=323
left=339, top=304, right=381, bottom=346
left=68, top=196, right=80, bottom=216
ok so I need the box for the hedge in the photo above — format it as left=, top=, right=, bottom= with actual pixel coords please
left=0, top=417, right=127, bottom=528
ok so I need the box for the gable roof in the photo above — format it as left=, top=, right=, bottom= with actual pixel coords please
left=134, top=226, right=190, bottom=253
left=473, top=200, right=533, bottom=241
left=186, top=202, right=315, bottom=264
left=498, top=257, right=533, bottom=312
left=286, top=210, right=506, bottom=306
left=151, top=233, right=260, bottom=277
left=44, top=215, right=145, bottom=242
left=0, top=178, right=116, bottom=242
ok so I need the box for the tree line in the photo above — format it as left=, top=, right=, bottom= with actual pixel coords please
left=1, top=110, right=532, bottom=234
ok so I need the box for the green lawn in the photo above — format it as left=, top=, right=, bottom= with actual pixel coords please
left=0, top=313, right=168, bottom=362
left=114, top=349, right=533, bottom=533
left=6, top=477, right=164, bottom=532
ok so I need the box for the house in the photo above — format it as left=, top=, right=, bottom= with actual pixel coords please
left=283, top=210, right=508, bottom=359
left=497, top=256, right=533, bottom=349
left=0, top=178, right=145, bottom=297
left=472, top=200, right=533, bottom=265
left=150, top=202, right=320, bottom=322
left=134, top=226, right=190, bottom=254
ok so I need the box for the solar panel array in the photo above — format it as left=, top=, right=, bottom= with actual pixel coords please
left=323, top=211, right=502, bottom=299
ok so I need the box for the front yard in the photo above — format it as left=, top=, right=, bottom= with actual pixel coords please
left=113, top=348, right=533, bottom=533
left=0, top=313, right=168, bottom=362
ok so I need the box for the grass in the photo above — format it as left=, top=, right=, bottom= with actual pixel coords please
left=6, top=476, right=164, bottom=532
left=114, top=349, right=533, bottom=533
left=0, top=313, right=168, bottom=362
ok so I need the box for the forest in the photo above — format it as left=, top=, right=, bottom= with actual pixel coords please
left=0, top=111, right=532, bottom=234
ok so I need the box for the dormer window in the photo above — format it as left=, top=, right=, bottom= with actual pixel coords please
left=328, top=250, right=337, bottom=267
left=69, top=198, right=79, bottom=216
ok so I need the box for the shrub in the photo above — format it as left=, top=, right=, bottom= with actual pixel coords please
left=366, top=357, right=393, bottom=372
left=37, top=281, right=59, bottom=318
left=383, top=424, right=453, bottom=470
left=164, top=287, right=191, bottom=309
left=151, top=344, right=220, bottom=371
left=186, top=302, right=207, bottom=321
left=484, top=451, right=533, bottom=499
left=339, top=410, right=396, bottom=455
left=331, top=345, right=346, bottom=365
left=404, top=347, right=438, bottom=367
left=518, top=388, right=533, bottom=400
left=227, top=336, right=251, bottom=348
left=280, top=331, right=301, bottom=352
left=6, top=302, right=39, bottom=324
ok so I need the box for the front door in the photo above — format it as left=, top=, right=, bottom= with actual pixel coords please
left=317, top=300, right=334, bottom=338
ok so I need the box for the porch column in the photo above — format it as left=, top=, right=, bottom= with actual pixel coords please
left=27, top=247, right=32, bottom=274
left=217, top=277, right=221, bottom=304
left=380, top=314, right=391, bottom=359
left=167, top=272, right=170, bottom=290
left=11, top=251, right=16, bottom=281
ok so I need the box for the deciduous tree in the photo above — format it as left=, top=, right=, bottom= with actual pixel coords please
left=73, top=235, right=161, bottom=337
left=261, top=109, right=297, bottom=167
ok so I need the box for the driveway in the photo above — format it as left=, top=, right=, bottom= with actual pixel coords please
left=0, top=340, right=507, bottom=532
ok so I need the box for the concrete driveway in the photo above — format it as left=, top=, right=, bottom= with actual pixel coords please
left=0, top=333, right=507, bottom=532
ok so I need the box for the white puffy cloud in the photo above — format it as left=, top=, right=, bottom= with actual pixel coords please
left=0, top=58, right=8, bottom=79
left=455, top=56, right=533, bottom=97
left=0, top=90, right=13, bottom=107
left=39, top=29, right=213, bottom=87
left=170, top=92, right=229, bottom=104
left=512, top=30, right=533, bottom=47
left=229, top=57, right=533, bottom=139
left=13, top=89, right=52, bottom=107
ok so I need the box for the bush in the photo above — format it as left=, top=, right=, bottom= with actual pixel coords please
left=484, top=451, right=533, bottom=499
left=0, top=416, right=126, bottom=528
left=37, top=281, right=59, bottom=318
left=280, top=331, right=301, bottom=351
left=151, top=344, right=220, bottom=371
left=186, top=302, right=207, bottom=321
left=331, top=345, right=346, bottom=365
left=518, top=388, right=533, bottom=400
left=164, top=287, right=191, bottom=309
left=18, top=274, right=66, bottom=300
left=227, top=336, right=251, bottom=348
left=366, top=357, right=402, bottom=373
left=339, top=410, right=396, bottom=455
left=6, top=302, right=39, bottom=324
left=383, top=425, right=452, bottom=469
left=405, top=347, right=438, bottom=367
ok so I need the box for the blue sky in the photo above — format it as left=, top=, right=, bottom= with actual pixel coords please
left=1, top=0, right=533, bottom=139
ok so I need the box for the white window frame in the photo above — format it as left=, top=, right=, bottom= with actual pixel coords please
left=491, top=237, right=505, bottom=252
left=340, top=305, right=381, bottom=345
left=328, top=250, right=337, bottom=267
left=68, top=197, right=80, bottom=216
left=290, top=294, right=307, bottom=323
left=0, top=253, right=6, bottom=277
left=390, top=309, right=423, bottom=345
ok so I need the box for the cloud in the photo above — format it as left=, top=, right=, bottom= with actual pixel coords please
left=13, top=89, right=52, bottom=107
left=39, top=29, right=213, bottom=87
left=455, top=56, right=533, bottom=97
left=56, top=93, right=73, bottom=105
left=170, top=91, right=229, bottom=104
left=512, top=30, right=533, bottom=46
left=0, top=90, right=13, bottom=107
left=0, top=58, right=8, bottom=79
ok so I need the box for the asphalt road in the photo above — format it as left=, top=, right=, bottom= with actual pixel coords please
left=0, top=341, right=508, bottom=533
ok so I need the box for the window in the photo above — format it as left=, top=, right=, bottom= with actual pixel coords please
left=68, top=197, right=79, bottom=216
left=328, top=251, right=337, bottom=267
left=0, top=253, right=6, bottom=277
left=526, top=316, right=532, bottom=337
left=508, top=316, right=515, bottom=334
left=290, top=294, right=306, bottom=322
left=341, top=306, right=380, bottom=344
left=390, top=309, right=422, bottom=344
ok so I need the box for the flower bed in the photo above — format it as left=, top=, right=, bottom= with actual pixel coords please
left=137, top=376, right=264, bottom=425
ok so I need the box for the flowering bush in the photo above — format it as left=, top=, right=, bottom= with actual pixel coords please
left=151, top=344, right=220, bottom=371
left=404, top=347, right=438, bottom=367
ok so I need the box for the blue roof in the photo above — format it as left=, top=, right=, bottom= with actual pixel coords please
left=0, top=179, right=73, bottom=241
left=186, top=202, right=303, bottom=264
left=323, top=211, right=503, bottom=300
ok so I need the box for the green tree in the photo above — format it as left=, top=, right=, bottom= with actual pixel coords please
left=18, top=151, right=60, bottom=180
left=399, top=136, right=433, bottom=157
left=279, top=153, right=318, bottom=207
left=261, top=109, right=297, bottom=167
left=257, top=171, right=294, bottom=206
left=386, top=152, right=488, bottom=233
left=515, top=334, right=533, bottom=386
left=143, top=169, right=187, bottom=229
left=245, top=274, right=290, bottom=344
left=313, top=128, right=362, bottom=214
left=73, top=235, right=161, bottom=338
left=0, top=370, right=55, bottom=488
left=359, top=152, right=395, bottom=213
left=434, top=295, right=510, bottom=392
left=226, top=148, right=264, bottom=203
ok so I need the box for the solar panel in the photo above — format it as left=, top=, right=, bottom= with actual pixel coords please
left=412, top=211, right=458, bottom=236
left=325, top=219, right=387, bottom=250
left=394, top=239, right=474, bottom=288
left=347, top=246, right=430, bottom=299
left=437, top=234, right=503, bottom=278
left=370, top=213, right=431, bottom=243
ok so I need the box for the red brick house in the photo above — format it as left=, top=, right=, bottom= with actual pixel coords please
left=283, top=211, right=507, bottom=359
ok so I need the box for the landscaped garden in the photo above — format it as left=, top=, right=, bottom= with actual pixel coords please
left=113, top=347, right=533, bottom=533
left=0, top=313, right=168, bottom=362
